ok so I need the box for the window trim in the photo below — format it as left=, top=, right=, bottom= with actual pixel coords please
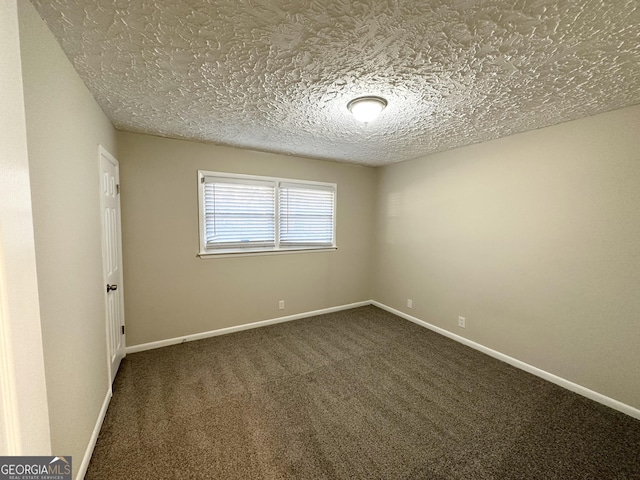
left=197, top=171, right=337, bottom=257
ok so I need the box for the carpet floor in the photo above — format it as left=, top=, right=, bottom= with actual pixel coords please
left=87, top=306, right=640, bottom=479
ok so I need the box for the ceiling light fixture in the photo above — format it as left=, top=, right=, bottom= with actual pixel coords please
left=347, top=96, right=388, bottom=123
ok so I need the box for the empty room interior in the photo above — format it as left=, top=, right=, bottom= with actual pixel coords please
left=2, top=0, right=640, bottom=478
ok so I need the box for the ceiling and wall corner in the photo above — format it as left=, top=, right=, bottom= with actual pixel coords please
left=29, top=0, right=640, bottom=166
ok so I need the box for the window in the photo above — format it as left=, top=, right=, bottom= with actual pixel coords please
left=198, top=171, right=336, bottom=256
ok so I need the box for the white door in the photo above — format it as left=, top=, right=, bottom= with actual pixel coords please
left=99, top=146, right=125, bottom=383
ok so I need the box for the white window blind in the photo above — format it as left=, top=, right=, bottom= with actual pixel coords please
left=202, top=177, right=275, bottom=249
left=279, top=183, right=335, bottom=246
left=199, top=172, right=336, bottom=255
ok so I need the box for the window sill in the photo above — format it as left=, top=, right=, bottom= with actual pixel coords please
left=197, top=246, right=337, bottom=259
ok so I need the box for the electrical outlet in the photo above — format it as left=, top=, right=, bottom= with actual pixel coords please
left=278, top=300, right=285, bottom=310
left=458, top=316, right=466, bottom=328
left=407, top=299, right=413, bottom=309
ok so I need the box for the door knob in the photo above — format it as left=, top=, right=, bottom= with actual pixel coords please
left=106, top=284, right=118, bottom=293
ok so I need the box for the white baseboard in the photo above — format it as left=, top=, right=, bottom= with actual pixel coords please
left=124, top=299, right=640, bottom=420
left=371, top=301, right=640, bottom=421
left=77, top=387, right=112, bottom=480
left=126, top=301, right=371, bottom=354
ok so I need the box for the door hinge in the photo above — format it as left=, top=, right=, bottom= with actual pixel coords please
left=121, top=325, right=125, bottom=335
left=116, top=184, right=120, bottom=194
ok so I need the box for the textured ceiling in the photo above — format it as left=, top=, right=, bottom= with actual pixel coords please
left=31, top=0, right=640, bottom=166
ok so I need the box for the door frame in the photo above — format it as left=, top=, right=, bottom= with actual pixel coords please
left=0, top=0, right=51, bottom=454
left=98, top=145, right=126, bottom=384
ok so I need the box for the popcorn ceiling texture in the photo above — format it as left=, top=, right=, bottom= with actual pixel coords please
left=31, top=0, right=640, bottom=166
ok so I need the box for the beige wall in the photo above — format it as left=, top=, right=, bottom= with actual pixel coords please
left=19, top=0, right=117, bottom=474
left=117, top=132, right=377, bottom=346
left=373, top=104, right=640, bottom=409
left=0, top=0, right=50, bottom=455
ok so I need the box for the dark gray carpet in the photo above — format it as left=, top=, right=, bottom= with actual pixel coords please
left=87, top=306, right=640, bottom=479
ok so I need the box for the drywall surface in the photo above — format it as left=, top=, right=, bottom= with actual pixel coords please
left=373, top=104, right=640, bottom=409
left=0, top=0, right=50, bottom=455
left=118, top=132, right=377, bottom=346
left=18, top=1, right=117, bottom=473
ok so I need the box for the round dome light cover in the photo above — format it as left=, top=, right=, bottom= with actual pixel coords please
left=347, top=96, right=388, bottom=123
